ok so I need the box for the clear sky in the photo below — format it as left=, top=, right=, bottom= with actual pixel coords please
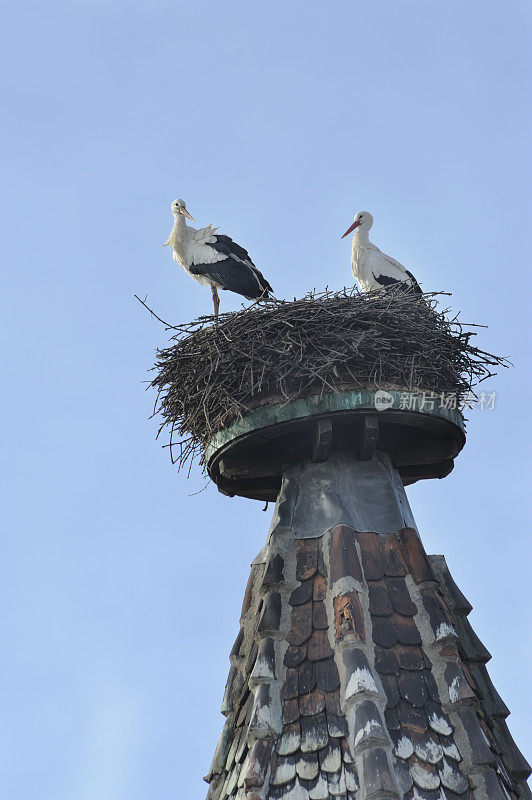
left=1, top=1, right=531, bottom=798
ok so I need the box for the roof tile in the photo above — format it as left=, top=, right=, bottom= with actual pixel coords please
left=381, top=533, right=408, bottom=576
left=299, top=687, right=325, bottom=717
left=296, top=538, right=318, bottom=581
left=295, top=751, right=319, bottom=781
left=368, top=579, right=394, bottom=616
left=356, top=531, right=385, bottom=581
left=307, top=628, right=334, bottom=662
left=289, top=578, right=314, bottom=606
left=386, top=577, right=418, bottom=616
left=399, top=527, right=436, bottom=584
left=300, top=712, right=329, bottom=752
left=329, top=524, right=363, bottom=583
left=287, top=600, right=313, bottom=646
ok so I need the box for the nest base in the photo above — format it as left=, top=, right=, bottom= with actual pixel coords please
left=206, top=389, right=465, bottom=501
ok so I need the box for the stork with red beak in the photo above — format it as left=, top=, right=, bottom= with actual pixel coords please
left=165, top=199, right=273, bottom=319
left=341, top=211, right=421, bottom=294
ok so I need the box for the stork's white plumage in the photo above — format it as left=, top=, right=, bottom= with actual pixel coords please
left=341, top=211, right=421, bottom=295
left=165, top=199, right=273, bottom=319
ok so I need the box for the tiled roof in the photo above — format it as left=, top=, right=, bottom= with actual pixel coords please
left=205, top=460, right=530, bottom=800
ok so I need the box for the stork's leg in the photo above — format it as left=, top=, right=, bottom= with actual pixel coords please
left=212, top=286, right=220, bottom=323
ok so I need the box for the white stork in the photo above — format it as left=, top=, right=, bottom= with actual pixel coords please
left=165, top=199, right=273, bottom=319
left=341, top=211, right=422, bottom=295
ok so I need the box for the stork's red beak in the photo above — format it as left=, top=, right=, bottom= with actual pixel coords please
left=341, top=220, right=361, bottom=239
left=181, top=207, right=195, bottom=222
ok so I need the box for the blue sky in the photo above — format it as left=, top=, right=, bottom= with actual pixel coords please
left=1, top=1, right=531, bottom=797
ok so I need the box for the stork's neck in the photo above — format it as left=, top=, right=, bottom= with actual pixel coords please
left=352, top=227, right=371, bottom=245
left=172, top=213, right=188, bottom=239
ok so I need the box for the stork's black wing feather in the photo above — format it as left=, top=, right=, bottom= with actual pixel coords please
left=189, top=256, right=272, bottom=300
left=405, top=269, right=422, bottom=294
left=191, top=233, right=273, bottom=299
left=211, top=234, right=253, bottom=264
left=373, top=271, right=421, bottom=294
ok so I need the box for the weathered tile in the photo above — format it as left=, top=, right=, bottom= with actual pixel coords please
left=420, top=586, right=457, bottom=643
left=298, top=660, right=317, bottom=695
left=333, top=590, right=365, bottom=641
left=398, top=527, right=435, bottom=584
left=386, top=577, right=417, bottom=616
left=299, top=687, right=325, bottom=716
left=269, top=779, right=297, bottom=799
left=459, top=617, right=492, bottom=663
left=374, top=645, right=399, bottom=675
left=409, top=754, right=440, bottom=790
left=398, top=669, right=428, bottom=708
left=300, top=712, right=329, bottom=752
left=381, top=533, right=408, bottom=576
left=324, top=688, right=342, bottom=715
left=242, top=738, right=273, bottom=789
left=444, top=662, right=476, bottom=705
left=372, top=615, right=398, bottom=648
left=250, top=636, right=276, bottom=683
left=315, top=657, right=341, bottom=692
left=329, top=525, right=363, bottom=583
left=319, top=740, right=342, bottom=773
left=480, top=769, right=511, bottom=800
left=295, top=751, right=319, bottom=780
left=344, top=761, right=358, bottom=792
left=438, top=756, right=469, bottom=793
left=290, top=578, right=314, bottom=606
left=394, top=755, right=414, bottom=794
left=393, top=613, right=422, bottom=645
left=282, top=667, right=299, bottom=700
left=312, top=601, right=328, bottom=630
left=396, top=644, right=425, bottom=671
left=412, top=729, right=444, bottom=764
left=257, top=591, right=282, bottom=633
left=326, top=710, right=349, bottom=738
left=284, top=643, right=307, bottom=668
left=360, top=747, right=398, bottom=796
left=384, top=705, right=401, bottom=730
left=262, top=554, right=285, bottom=589
left=287, top=600, right=313, bottom=646
left=341, top=737, right=355, bottom=762
left=342, top=647, right=379, bottom=701
left=308, top=629, right=334, bottom=662
left=356, top=531, right=384, bottom=580
left=440, top=736, right=461, bottom=762
left=353, top=699, right=388, bottom=749
left=283, top=698, right=300, bottom=725
left=455, top=706, right=495, bottom=766
left=270, top=753, right=297, bottom=786
left=392, top=729, right=414, bottom=759
left=296, top=538, right=318, bottom=581
left=398, top=700, right=428, bottom=733
left=308, top=772, right=329, bottom=799
left=277, top=722, right=301, bottom=755
left=327, top=767, right=347, bottom=794
left=249, top=683, right=281, bottom=737
left=426, top=703, right=453, bottom=736
left=368, top=580, right=394, bottom=616
left=313, top=573, right=327, bottom=602
left=423, top=670, right=440, bottom=703
left=380, top=673, right=400, bottom=707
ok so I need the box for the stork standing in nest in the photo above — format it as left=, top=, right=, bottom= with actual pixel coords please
left=342, top=211, right=422, bottom=294
left=165, top=199, right=273, bottom=320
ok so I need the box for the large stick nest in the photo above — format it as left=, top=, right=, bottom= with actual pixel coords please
left=147, top=288, right=508, bottom=470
